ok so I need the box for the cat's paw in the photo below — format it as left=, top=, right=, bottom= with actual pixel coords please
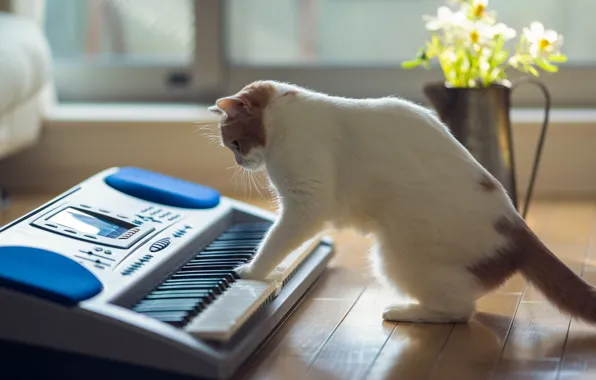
left=382, top=304, right=471, bottom=324
left=234, top=263, right=271, bottom=282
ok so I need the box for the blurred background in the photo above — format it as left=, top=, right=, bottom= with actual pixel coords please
left=0, top=0, right=595, bottom=204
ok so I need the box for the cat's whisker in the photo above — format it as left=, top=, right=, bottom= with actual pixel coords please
left=194, top=123, right=217, bottom=134
left=244, top=170, right=253, bottom=200
left=250, top=172, right=260, bottom=199
left=250, top=172, right=259, bottom=200
left=250, top=171, right=265, bottom=199
left=231, top=166, right=242, bottom=193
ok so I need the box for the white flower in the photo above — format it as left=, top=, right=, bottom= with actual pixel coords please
left=461, top=19, right=496, bottom=46
left=492, top=23, right=516, bottom=41
left=470, top=0, right=489, bottom=18
left=523, top=22, right=563, bottom=58
left=423, top=6, right=466, bottom=31
left=460, top=0, right=495, bottom=22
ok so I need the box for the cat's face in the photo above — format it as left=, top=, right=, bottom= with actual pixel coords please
left=208, top=82, right=275, bottom=171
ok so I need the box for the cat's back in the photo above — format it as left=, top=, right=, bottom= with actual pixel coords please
left=319, top=94, right=515, bottom=232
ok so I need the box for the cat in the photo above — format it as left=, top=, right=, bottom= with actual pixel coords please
left=207, top=80, right=596, bottom=324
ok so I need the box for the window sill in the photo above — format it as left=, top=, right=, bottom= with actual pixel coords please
left=44, top=102, right=596, bottom=126
left=3, top=102, right=596, bottom=197
left=44, top=103, right=219, bottom=126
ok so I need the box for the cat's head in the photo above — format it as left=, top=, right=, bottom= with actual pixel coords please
left=208, top=80, right=298, bottom=171
left=207, top=81, right=276, bottom=171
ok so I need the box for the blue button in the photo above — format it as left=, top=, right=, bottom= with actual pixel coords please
left=104, top=167, right=221, bottom=209
left=0, top=246, right=103, bottom=306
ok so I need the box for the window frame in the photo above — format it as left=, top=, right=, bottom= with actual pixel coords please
left=223, top=65, right=596, bottom=108
left=50, top=0, right=223, bottom=104
left=49, top=0, right=596, bottom=109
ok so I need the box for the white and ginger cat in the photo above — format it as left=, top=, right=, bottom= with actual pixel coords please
left=208, top=80, right=596, bottom=324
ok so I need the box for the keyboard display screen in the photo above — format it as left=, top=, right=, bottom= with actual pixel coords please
left=47, top=207, right=135, bottom=239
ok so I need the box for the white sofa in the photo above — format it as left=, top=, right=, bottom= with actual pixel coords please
left=0, top=0, right=52, bottom=162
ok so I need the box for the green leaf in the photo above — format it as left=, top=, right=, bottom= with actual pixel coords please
left=401, top=59, right=422, bottom=69
left=536, top=57, right=559, bottom=72
left=527, top=65, right=540, bottom=77
left=548, top=54, right=568, bottom=63
left=494, top=35, right=505, bottom=54
left=493, top=50, right=509, bottom=65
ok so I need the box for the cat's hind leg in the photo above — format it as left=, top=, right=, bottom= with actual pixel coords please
left=382, top=286, right=476, bottom=324
left=371, top=243, right=478, bottom=323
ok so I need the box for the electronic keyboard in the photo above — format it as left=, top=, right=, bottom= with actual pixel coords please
left=0, top=167, right=334, bottom=380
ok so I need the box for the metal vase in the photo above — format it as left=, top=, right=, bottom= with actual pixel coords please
left=423, top=80, right=551, bottom=218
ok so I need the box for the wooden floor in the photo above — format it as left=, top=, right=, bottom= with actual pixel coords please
left=4, top=194, right=596, bottom=380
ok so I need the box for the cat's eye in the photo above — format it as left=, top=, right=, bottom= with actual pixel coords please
left=231, top=140, right=241, bottom=150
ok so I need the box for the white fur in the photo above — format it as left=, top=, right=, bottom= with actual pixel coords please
left=228, top=81, right=520, bottom=323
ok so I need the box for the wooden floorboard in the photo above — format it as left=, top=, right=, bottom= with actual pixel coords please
left=3, top=194, right=596, bottom=379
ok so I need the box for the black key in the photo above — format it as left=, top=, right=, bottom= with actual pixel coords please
left=145, top=289, right=214, bottom=300
left=145, top=293, right=212, bottom=301
left=204, top=244, right=258, bottom=251
left=136, top=298, right=209, bottom=312
left=179, top=263, right=239, bottom=271
left=134, top=303, right=198, bottom=313
left=171, top=273, right=236, bottom=284
left=135, top=299, right=199, bottom=308
left=157, top=283, right=222, bottom=291
left=188, top=258, right=248, bottom=265
left=207, top=240, right=262, bottom=247
left=216, top=233, right=266, bottom=241
left=199, top=249, right=256, bottom=254
left=150, top=289, right=216, bottom=300
left=163, top=278, right=228, bottom=287
left=195, top=253, right=254, bottom=259
left=163, top=278, right=227, bottom=286
left=162, top=282, right=226, bottom=294
left=172, top=271, right=237, bottom=281
left=140, top=311, right=188, bottom=325
left=186, top=262, right=247, bottom=269
left=226, top=223, right=271, bottom=232
left=174, top=269, right=236, bottom=276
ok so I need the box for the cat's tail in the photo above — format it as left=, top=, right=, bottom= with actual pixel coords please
left=516, top=220, right=596, bottom=324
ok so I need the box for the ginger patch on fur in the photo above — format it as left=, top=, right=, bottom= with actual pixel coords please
left=217, top=81, right=276, bottom=154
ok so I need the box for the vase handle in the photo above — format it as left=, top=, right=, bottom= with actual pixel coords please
left=510, top=77, right=552, bottom=219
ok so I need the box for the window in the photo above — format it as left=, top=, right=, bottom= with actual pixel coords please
left=44, top=0, right=221, bottom=103
left=45, top=0, right=595, bottom=107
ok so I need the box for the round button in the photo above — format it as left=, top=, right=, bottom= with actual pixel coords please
left=94, top=247, right=103, bottom=252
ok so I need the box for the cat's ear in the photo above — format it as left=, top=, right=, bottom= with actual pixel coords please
left=210, top=96, right=249, bottom=118
left=208, top=105, right=223, bottom=116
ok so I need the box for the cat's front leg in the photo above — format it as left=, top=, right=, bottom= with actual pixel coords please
left=236, top=205, right=323, bottom=281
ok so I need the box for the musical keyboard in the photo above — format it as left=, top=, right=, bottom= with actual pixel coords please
left=0, top=167, right=334, bottom=380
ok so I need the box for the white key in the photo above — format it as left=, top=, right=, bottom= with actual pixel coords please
left=185, top=235, right=321, bottom=342
left=266, top=235, right=321, bottom=293
left=185, top=280, right=275, bottom=341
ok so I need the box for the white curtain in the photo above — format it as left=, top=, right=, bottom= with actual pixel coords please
left=2, top=0, right=56, bottom=113
left=5, top=0, right=46, bottom=26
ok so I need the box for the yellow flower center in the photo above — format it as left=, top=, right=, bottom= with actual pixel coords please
left=470, top=30, right=480, bottom=43
left=473, top=4, right=485, bottom=17
left=539, top=38, right=551, bottom=50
